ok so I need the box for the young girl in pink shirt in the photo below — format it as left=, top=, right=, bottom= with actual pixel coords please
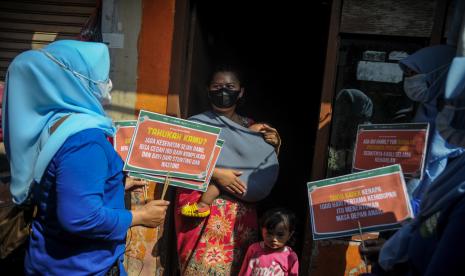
left=239, top=208, right=299, bottom=275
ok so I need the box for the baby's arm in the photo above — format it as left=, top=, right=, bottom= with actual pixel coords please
left=199, top=184, right=221, bottom=206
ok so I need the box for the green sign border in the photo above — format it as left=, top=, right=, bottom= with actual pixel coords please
left=307, top=164, right=413, bottom=240
left=114, top=120, right=138, bottom=128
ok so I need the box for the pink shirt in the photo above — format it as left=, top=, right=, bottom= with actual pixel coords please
left=239, top=242, right=299, bottom=276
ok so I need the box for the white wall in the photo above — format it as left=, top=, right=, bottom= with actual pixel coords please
left=102, top=0, right=142, bottom=120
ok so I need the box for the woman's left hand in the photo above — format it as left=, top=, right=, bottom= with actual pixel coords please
left=257, top=124, right=281, bottom=153
left=125, top=177, right=147, bottom=192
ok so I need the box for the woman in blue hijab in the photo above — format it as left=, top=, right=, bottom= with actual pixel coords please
left=374, top=50, right=465, bottom=276
left=3, top=40, right=169, bottom=275
left=373, top=13, right=465, bottom=274
left=359, top=45, right=465, bottom=274
left=398, top=45, right=464, bottom=214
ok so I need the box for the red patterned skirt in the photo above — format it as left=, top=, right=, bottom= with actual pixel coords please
left=175, top=188, right=258, bottom=275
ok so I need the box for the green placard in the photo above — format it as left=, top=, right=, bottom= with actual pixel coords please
left=128, top=140, right=224, bottom=192
left=307, top=165, right=413, bottom=240
left=123, top=110, right=222, bottom=181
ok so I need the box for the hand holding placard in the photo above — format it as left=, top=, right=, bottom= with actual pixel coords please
left=131, top=200, right=170, bottom=228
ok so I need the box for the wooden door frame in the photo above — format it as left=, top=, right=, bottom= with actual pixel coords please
left=300, top=0, right=342, bottom=272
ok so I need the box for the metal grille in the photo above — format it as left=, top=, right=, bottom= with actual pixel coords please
left=0, top=0, right=97, bottom=80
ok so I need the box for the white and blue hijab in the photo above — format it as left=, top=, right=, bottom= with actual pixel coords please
left=3, top=40, right=115, bottom=204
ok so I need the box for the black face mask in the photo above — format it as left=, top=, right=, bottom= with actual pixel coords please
left=208, top=88, right=241, bottom=108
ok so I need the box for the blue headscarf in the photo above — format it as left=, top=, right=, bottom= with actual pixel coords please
left=399, top=45, right=464, bottom=213
left=380, top=49, right=465, bottom=271
left=399, top=45, right=456, bottom=121
left=2, top=40, right=115, bottom=204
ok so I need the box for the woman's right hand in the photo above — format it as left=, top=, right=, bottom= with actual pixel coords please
left=131, top=200, right=170, bottom=228
left=212, top=168, right=246, bottom=195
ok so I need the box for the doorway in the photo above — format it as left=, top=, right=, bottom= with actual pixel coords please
left=185, top=0, right=332, bottom=256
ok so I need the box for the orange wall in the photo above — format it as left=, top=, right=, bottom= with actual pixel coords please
left=136, top=0, right=176, bottom=114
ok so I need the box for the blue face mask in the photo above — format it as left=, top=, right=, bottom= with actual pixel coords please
left=403, top=74, right=428, bottom=102
left=403, top=64, right=450, bottom=103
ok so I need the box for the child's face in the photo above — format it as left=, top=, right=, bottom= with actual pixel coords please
left=261, top=222, right=292, bottom=250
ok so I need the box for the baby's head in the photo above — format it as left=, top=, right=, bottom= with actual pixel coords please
left=259, top=208, right=295, bottom=250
